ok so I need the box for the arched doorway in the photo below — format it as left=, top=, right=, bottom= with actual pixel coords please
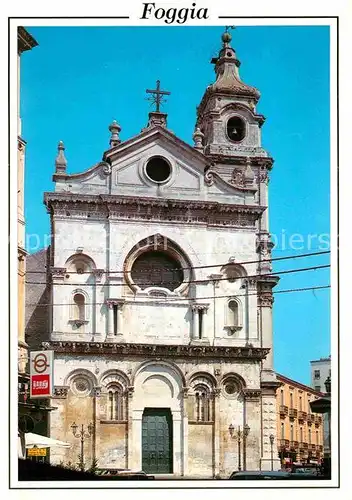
left=142, top=408, right=173, bottom=474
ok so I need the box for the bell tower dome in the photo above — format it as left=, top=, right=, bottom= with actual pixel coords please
left=197, top=29, right=268, bottom=158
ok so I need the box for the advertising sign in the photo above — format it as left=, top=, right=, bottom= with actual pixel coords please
left=27, top=447, right=47, bottom=457
left=30, top=351, right=54, bottom=398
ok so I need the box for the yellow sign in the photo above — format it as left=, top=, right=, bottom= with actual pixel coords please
left=27, top=448, right=47, bottom=457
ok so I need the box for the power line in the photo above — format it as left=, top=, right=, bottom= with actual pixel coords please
left=25, top=263, right=330, bottom=288
left=26, top=284, right=330, bottom=307
left=25, top=250, right=330, bottom=275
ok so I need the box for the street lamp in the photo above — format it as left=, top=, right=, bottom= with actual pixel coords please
left=243, top=424, right=250, bottom=471
left=71, top=422, right=93, bottom=471
left=229, top=424, right=250, bottom=471
left=269, top=434, right=275, bottom=471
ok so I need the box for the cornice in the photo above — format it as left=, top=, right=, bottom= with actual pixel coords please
left=18, top=27, right=38, bottom=54
left=42, top=341, right=270, bottom=360
left=44, top=193, right=266, bottom=228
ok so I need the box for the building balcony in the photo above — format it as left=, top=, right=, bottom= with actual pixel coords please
left=314, top=415, right=322, bottom=426
left=308, top=443, right=316, bottom=451
left=279, top=439, right=289, bottom=449
left=316, top=444, right=323, bottom=452
left=289, top=440, right=299, bottom=450
left=288, top=408, right=298, bottom=419
left=298, top=410, right=307, bottom=422
left=307, top=413, right=314, bottom=424
left=279, top=405, right=288, bottom=417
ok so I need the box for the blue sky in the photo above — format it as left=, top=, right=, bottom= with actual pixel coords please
left=20, top=25, right=331, bottom=386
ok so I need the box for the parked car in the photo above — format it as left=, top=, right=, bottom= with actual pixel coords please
left=229, top=470, right=320, bottom=480
left=97, top=468, right=154, bottom=479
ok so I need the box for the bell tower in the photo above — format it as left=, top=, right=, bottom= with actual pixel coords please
left=196, top=28, right=281, bottom=471
left=196, top=28, right=269, bottom=156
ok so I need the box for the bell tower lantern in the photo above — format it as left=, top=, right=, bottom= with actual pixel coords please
left=196, top=28, right=267, bottom=158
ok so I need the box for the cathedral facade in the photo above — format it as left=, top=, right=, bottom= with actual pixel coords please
left=44, top=30, right=280, bottom=477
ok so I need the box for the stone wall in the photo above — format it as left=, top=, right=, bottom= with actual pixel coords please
left=25, top=247, right=51, bottom=350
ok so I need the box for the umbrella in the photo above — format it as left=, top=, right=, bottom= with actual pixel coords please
left=25, top=433, right=71, bottom=449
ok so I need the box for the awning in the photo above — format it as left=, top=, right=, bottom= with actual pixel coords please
left=25, top=433, right=71, bottom=449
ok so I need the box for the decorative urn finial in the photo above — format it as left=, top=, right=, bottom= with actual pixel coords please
left=109, top=120, right=121, bottom=147
left=193, top=127, right=204, bottom=151
left=55, top=140, right=67, bottom=173
left=244, top=157, right=255, bottom=184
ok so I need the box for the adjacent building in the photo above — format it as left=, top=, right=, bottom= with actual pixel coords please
left=17, top=26, right=38, bottom=378
left=17, top=27, right=42, bottom=452
left=310, top=356, right=331, bottom=392
left=39, top=29, right=280, bottom=477
left=276, top=374, right=324, bottom=466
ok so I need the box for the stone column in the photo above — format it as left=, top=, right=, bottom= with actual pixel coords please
left=181, top=387, right=189, bottom=477
left=115, top=299, right=125, bottom=336
left=172, top=410, right=183, bottom=476
left=243, top=389, right=262, bottom=471
left=92, top=386, right=101, bottom=464
left=106, top=299, right=115, bottom=337
left=192, top=305, right=199, bottom=340
left=191, top=304, right=209, bottom=343
left=257, top=278, right=278, bottom=371
left=260, top=388, right=281, bottom=471
left=213, top=388, right=221, bottom=477
left=126, top=386, right=134, bottom=469
left=106, top=299, right=125, bottom=340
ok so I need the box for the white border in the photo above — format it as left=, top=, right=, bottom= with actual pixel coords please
left=4, top=0, right=345, bottom=495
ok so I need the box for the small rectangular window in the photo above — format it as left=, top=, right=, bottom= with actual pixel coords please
left=281, top=423, right=285, bottom=439
left=280, top=389, right=284, bottom=406
left=315, top=386, right=321, bottom=392
left=314, top=370, right=320, bottom=379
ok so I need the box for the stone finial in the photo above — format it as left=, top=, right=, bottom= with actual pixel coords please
left=193, top=127, right=204, bottom=150
left=109, top=120, right=121, bottom=148
left=55, top=141, right=67, bottom=173
left=244, top=157, right=255, bottom=184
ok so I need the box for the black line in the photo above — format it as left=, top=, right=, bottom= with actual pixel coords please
left=9, top=16, right=130, bottom=20
left=7, top=16, right=11, bottom=491
left=10, top=486, right=339, bottom=490
left=218, top=16, right=338, bottom=19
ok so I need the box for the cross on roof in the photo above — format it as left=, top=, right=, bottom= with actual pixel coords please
left=146, top=80, right=171, bottom=113
left=225, top=25, right=236, bottom=33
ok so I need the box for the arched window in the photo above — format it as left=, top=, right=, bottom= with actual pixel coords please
left=225, top=298, right=242, bottom=331
left=227, top=116, right=246, bottom=142
left=107, top=384, right=125, bottom=421
left=189, top=375, right=215, bottom=423
left=195, top=387, right=210, bottom=422
left=228, top=300, right=239, bottom=326
left=73, top=293, right=85, bottom=321
left=131, top=250, right=183, bottom=291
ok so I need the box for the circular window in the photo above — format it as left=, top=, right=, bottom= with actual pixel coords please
left=71, top=376, right=92, bottom=396
left=223, top=378, right=240, bottom=398
left=131, top=250, right=183, bottom=291
left=145, top=156, right=171, bottom=183
left=224, top=382, right=237, bottom=395
left=227, top=117, right=246, bottom=142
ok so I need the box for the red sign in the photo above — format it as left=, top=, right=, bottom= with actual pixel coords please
left=30, top=351, right=54, bottom=398
left=31, top=374, right=50, bottom=396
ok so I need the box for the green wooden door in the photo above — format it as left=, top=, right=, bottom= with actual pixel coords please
left=142, top=408, right=173, bottom=474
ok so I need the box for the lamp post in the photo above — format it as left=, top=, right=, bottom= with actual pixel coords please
left=269, top=434, right=275, bottom=471
left=229, top=424, right=250, bottom=471
left=243, top=424, right=250, bottom=471
left=71, top=422, right=93, bottom=471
